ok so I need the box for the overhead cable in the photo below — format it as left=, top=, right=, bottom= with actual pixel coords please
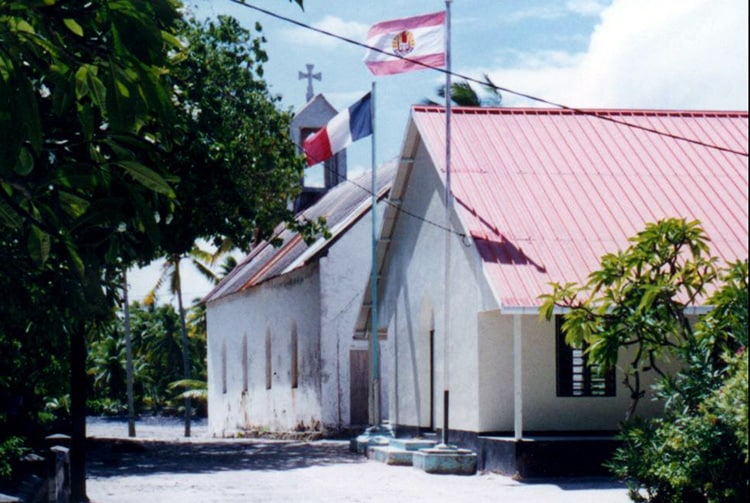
left=229, top=0, right=748, bottom=158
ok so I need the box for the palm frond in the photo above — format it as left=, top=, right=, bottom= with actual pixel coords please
left=190, top=257, right=218, bottom=284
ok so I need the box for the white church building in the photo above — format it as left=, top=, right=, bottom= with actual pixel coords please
left=204, top=93, right=395, bottom=436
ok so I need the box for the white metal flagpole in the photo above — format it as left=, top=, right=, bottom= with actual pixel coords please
left=370, top=80, right=381, bottom=429
left=441, top=0, right=453, bottom=448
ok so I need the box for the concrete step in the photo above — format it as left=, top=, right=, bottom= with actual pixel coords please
left=368, top=437, right=439, bottom=466
left=389, top=438, right=438, bottom=451
left=368, top=445, right=414, bottom=466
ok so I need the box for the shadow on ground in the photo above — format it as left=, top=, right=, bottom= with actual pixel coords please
left=87, top=439, right=365, bottom=478
left=521, top=476, right=629, bottom=492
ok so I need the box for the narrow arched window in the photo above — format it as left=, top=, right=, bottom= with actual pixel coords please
left=221, top=339, right=227, bottom=394
left=242, top=333, right=248, bottom=393
left=265, top=328, right=272, bottom=390
left=291, top=323, right=299, bottom=389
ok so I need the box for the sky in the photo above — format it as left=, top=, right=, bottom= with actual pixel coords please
left=129, top=0, right=749, bottom=306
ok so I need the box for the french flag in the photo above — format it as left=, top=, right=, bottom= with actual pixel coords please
left=303, top=92, right=372, bottom=167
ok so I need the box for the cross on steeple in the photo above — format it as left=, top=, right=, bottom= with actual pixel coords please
left=298, top=63, right=322, bottom=102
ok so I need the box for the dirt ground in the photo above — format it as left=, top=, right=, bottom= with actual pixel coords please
left=85, top=417, right=632, bottom=503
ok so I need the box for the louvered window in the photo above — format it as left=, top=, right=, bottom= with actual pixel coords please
left=556, top=316, right=615, bottom=397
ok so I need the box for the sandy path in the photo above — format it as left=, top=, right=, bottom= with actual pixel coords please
left=85, top=418, right=631, bottom=503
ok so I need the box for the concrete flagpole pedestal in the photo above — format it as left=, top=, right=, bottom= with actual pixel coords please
left=350, top=423, right=395, bottom=455
left=412, top=444, right=478, bottom=475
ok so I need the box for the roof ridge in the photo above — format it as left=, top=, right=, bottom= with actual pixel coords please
left=412, top=106, right=749, bottom=118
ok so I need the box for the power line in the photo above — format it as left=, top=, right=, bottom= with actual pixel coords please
left=229, top=0, right=748, bottom=158
left=331, top=162, right=468, bottom=241
left=292, top=132, right=468, bottom=241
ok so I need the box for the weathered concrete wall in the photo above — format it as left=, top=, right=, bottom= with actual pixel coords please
left=207, top=264, right=322, bottom=437
left=318, top=199, right=390, bottom=428
left=207, top=196, right=391, bottom=436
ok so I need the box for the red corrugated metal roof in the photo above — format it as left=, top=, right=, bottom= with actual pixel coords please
left=412, top=107, right=748, bottom=309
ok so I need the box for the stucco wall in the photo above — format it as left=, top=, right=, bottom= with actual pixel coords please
left=206, top=197, right=390, bottom=436
left=477, top=311, right=514, bottom=432
left=206, top=264, right=322, bottom=436
left=382, top=141, right=497, bottom=433
left=476, top=310, right=667, bottom=433
left=318, top=199, right=390, bottom=427
left=522, top=314, right=666, bottom=431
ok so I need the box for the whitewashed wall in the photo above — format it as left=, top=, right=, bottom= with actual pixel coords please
left=206, top=197, right=390, bottom=437
left=207, top=264, right=322, bottom=437
left=381, top=140, right=497, bottom=433
left=318, top=199, right=390, bottom=428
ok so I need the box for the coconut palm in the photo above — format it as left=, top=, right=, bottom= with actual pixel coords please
left=164, top=254, right=236, bottom=418
left=423, top=73, right=503, bottom=107
left=144, top=245, right=221, bottom=436
left=88, top=329, right=127, bottom=401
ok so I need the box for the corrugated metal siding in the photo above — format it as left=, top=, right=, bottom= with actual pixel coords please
left=205, top=161, right=397, bottom=303
left=412, top=107, right=748, bottom=308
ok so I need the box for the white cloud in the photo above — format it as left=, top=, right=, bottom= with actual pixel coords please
left=485, top=0, right=749, bottom=110
left=282, top=15, right=368, bottom=50
left=573, top=0, right=749, bottom=108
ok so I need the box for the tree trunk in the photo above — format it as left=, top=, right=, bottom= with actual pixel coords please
left=70, top=323, right=88, bottom=502
left=123, top=271, right=136, bottom=437
left=175, top=259, right=192, bottom=437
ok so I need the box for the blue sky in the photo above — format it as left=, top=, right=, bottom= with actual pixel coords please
left=130, top=0, right=749, bottom=304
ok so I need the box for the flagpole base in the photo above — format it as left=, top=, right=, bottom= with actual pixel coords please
left=350, top=422, right=394, bottom=455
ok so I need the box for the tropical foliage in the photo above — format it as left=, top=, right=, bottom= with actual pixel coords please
left=424, top=73, right=503, bottom=107
left=0, top=0, right=308, bottom=492
left=87, top=300, right=208, bottom=417
left=540, top=219, right=748, bottom=502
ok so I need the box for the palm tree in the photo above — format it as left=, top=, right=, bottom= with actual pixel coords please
left=144, top=240, right=236, bottom=437
left=144, top=245, right=221, bottom=436
left=88, top=328, right=127, bottom=401
left=423, top=73, right=503, bottom=107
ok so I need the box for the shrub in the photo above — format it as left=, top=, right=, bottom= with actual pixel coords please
left=0, top=436, right=27, bottom=480
left=607, top=260, right=748, bottom=502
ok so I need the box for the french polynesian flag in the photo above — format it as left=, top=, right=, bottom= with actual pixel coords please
left=363, top=11, right=446, bottom=76
left=303, top=92, right=372, bottom=167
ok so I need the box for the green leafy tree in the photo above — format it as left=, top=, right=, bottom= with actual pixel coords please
left=0, top=231, right=71, bottom=457
left=160, top=15, right=324, bottom=255
left=607, top=261, right=748, bottom=502
left=88, top=300, right=206, bottom=415
left=88, top=328, right=127, bottom=404
left=2, top=0, right=307, bottom=494
left=540, top=218, right=719, bottom=419
left=144, top=14, right=324, bottom=436
left=540, top=219, right=748, bottom=501
left=1, top=2, right=183, bottom=496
